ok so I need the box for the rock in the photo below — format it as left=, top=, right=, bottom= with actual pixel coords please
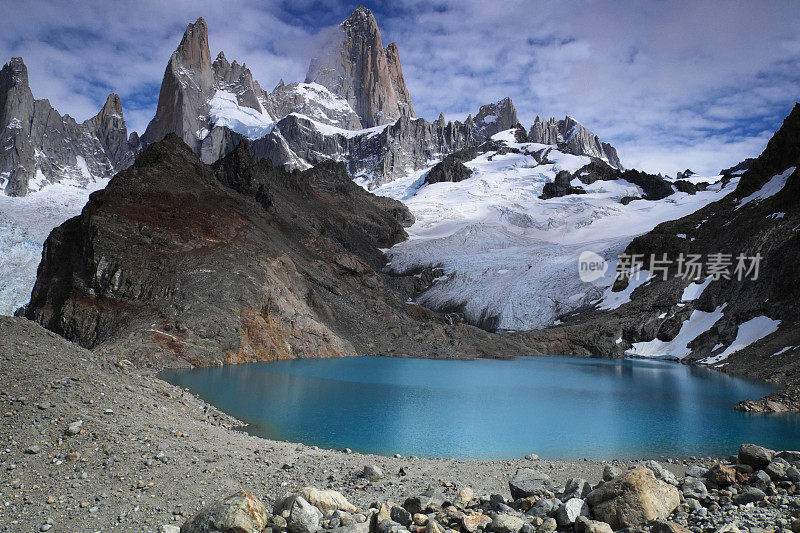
left=684, top=498, right=701, bottom=511
left=456, top=487, right=474, bottom=508
left=288, top=497, right=323, bottom=533
left=180, top=491, right=269, bottom=533
left=714, top=525, right=740, bottom=533
left=602, top=465, right=621, bottom=482
left=748, top=470, right=772, bottom=491
left=704, top=464, right=736, bottom=486
left=738, top=443, right=775, bottom=470
left=390, top=506, right=412, bottom=527
left=649, top=520, right=692, bottom=533
left=159, top=526, right=181, bottom=533
left=299, top=487, right=356, bottom=513
left=413, top=514, right=428, bottom=526
left=573, top=516, right=614, bottom=533
left=559, top=478, right=590, bottom=500
left=535, top=517, right=557, bottom=533
left=425, top=519, right=445, bottom=533
left=765, top=458, right=790, bottom=481
left=776, top=450, right=800, bottom=465
left=732, top=487, right=766, bottom=505
left=363, top=465, right=383, bottom=481
left=24, top=445, right=41, bottom=454
left=681, top=479, right=708, bottom=500
left=509, top=468, right=553, bottom=499
left=585, top=467, right=680, bottom=529
left=641, top=460, right=678, bottom=485
left=65, top=420, right=83, bottom=436
left=461, top=513, right=490, bottom=532
left=787, top=466, right=800, bottom=483
left=525, top=498, right=558, bottom=519
left=684, top=466, right=708, bottom=478
left=490, top=514, right=525, bottom=533
left=403, top=492, right=441, bottom=514
left=528, top=116, right=622, bottom=169
left=555, top=498, right=589, bottom=527
left=524, top=454, right=539, bottom=461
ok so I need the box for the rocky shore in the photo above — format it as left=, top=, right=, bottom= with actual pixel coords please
left=1, top=316, right=798, bottom=533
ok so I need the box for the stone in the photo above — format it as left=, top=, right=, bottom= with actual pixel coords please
left=765, top=459, right=790, bottom=481
left=425, top=519, right=445, bottom=533
left=461, top=513, right=490, bottom=532
left=456, top=487, right=474, bottom=508
left=585, top=467, right=680, bottom=529
left=738, top=443, right=775, bottom=470
left=602, top=465, right=621, bottom=482
left=684, top=498, right=702, bottom=511
left=573, top=516, right=614, bottom=533
left=704, top=464, right=736, bottom=486
left=776, top=450, right=800, bottom=465
left=748, top=470, right=772, bottom=491
left=535, top=517, right=556, bottom=533
left=641, top=460, right=678, bottom=485
left=524, top=454, right=539, bottom=461
left=525, top=498, right=557, bottom=519
left=288, top=497, right=323, bottom=533
left=65, top=420, right=83, bottom=436
left=509, top=468, right=553, bottom=499
left=403, top=492, right=442, bottom=514
left=412, top=514, right=428, bottom=526
left=559, top=478, right=590, bottom=500
left=732, top=487, right=766, bottom=505
left=490, top=514, right=525, bottom=533
left=787, top=466, right=800, bottom=483
left=180, top=491, right=269, bottom=533
left=390, top=506, right=412, bottom=527
left=649, top=520, right=693, bottom=533
left=24, top=445, right=41, bottom=454
left=555, top=498, right=589, bottom=527
left=684, top=466, right=708, bottom=478
left=159, top=526, right=181, bottom=533
left=363, top=465, right=383, bottom=481
left=299, top=487, right=356, bottom=513
left=681, top=479, right=708, bottom=500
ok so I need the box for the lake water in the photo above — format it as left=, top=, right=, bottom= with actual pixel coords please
left=159, top=356, right=800, bottom=460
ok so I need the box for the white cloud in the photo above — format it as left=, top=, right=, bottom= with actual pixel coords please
left=0, top=0, right=798, bottom=176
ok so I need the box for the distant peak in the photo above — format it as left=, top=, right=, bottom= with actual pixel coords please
left=343, top=5, right=379, bottom=33
left=175, top=17, right=211, bottom=70
left=103, top=93, right=123, bottom=114
left=1, top=57, right=29, bottom=87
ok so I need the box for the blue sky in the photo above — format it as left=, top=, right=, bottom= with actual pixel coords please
left=1, top=0, right=799, bottom=176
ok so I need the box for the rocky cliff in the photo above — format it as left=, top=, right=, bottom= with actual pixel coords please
left=529, top=115, right=623, bottom=169
left=23, top=135, right=537, bottom=367
left=305, top=6, right=416, bottom=128
left=0, top=58, right=138, bottom=196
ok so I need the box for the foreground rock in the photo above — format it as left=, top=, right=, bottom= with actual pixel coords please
left=585, top=467, right=680, bottom=528
left=180, top=491, right=268, bottom=532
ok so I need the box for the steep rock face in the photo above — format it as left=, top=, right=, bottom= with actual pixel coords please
left=529, top=115, right=622, bottom=169
left=140, top=18, right=274, bottom=162
left=269, top=82, right=362, bottom=130
left=519, top=103, right=800, bottom=409
left=473, top=97, right=518, bottom=140
left=0, top=57, right=137, bottom=196
left=305, top=6, right=416, bottom=128
left=24, top=135, right=538, bottom=366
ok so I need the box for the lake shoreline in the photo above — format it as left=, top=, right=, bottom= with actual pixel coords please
left=2, top=316, right=798, bottom=531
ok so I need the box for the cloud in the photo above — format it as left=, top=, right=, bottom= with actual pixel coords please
left=0, top=0, right=798, bottom=176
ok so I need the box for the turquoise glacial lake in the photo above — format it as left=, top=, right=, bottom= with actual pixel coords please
left=159, top=356, right=800, bottom=459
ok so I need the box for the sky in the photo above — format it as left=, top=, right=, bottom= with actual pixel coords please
left=1, top=0, right=799, bottom=176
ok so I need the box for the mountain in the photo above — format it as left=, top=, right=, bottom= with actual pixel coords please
left=22, top=135, right=537, bottom=365
left=305, top=6, right=415, bottom=128
left=515, top=104, right=800, bottom=410
left=529, top=115, right=623, bottom=169
left=0, top=57, right=138, bottom=196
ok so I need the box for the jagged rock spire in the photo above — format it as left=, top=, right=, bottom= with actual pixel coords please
left=305, top=6, right=416, bottom=128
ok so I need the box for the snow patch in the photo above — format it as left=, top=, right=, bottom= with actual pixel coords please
left=209, top=90, right=276, bottom=140
left=738, top=166, right=796, bottom=208
left=626, top=305, right=726, bottom=360
left=681, top=276, right=713, bottom=302
left=701, top=316, right=781, bottom=365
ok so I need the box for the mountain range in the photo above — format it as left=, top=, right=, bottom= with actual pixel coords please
left=1, top=6, right=798, bottom=411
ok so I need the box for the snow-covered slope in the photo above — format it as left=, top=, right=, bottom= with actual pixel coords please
left=0, top=173, right=109, bottom=315
left=378, top=129, right=737, bottom=330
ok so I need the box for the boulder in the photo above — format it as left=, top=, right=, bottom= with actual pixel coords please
left=765, top=458, right=790, bottom=481
left=704, top=464, right=736, bottom=486
left=732, top=487, right=766, bottom=505
left=461, top=513, right=491, bottom=532
left=684, top=466, right=708, bottom=478
left=509, top=468, right=553, bottom=499
left=299, top=487, right=357, bottom=513
left=641, top=460, right=678, bottom=486
left=559, top=478, right=591, bottom=500
left=555, top=498, right=589, bottom=527
left=574, top=516, right=614, bottom=533
left=525, top=498, right=558, bottom=519
left=456, top=487, right=474, bottom=508
left=535, top=517, right=556, bottom=533
left=403, top=491, right=442, bottom=514
left=681, top=478, right=708, bottom=500
left=390, top=506, right=412, bottom=527
left=776, top=450, right=800, bottom=465
left=748, top=470, right=772, bottom=491
left=738, top=444, right=775, bottom=470
left=585, top=468, right=680, bottom=529
left=288, top=497, right=323, bottom=533
left=602, top=465, right=621, bottom=482
left=490, top=514, right=525, bottom=533
left=649, top=520, right=693, bottom=533
left=180, top=491, right=269, bottom=533
left=363, top=465, right=384, bottom=481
